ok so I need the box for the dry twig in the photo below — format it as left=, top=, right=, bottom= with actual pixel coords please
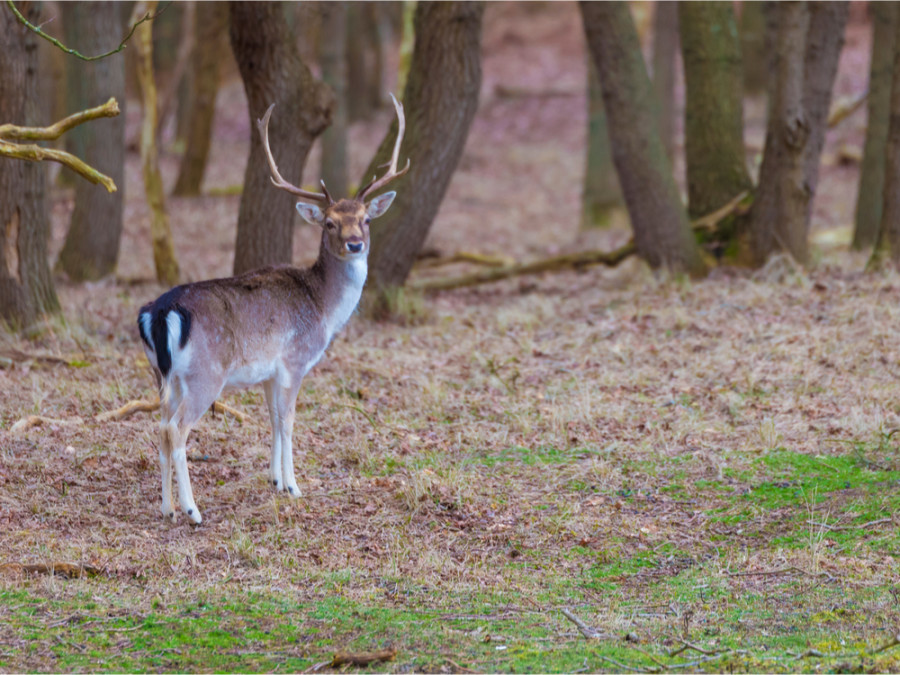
left=560, top=608, right=608, bottom=640
left=330, top=648, right=397, bottom=667
left=0, top=562, right=100, bottom=579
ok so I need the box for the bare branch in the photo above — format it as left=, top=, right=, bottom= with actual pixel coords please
left=0, top=140, right=117, bottom=192
left=0, top=97, right=119, bottom=141
left=4, top=0, right=162, bottom=62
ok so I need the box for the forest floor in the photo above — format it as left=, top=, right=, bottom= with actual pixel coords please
left=2, top=3, right=899, bottom=673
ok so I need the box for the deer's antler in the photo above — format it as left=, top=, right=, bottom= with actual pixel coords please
left=357, top=93, right=411, bottom=201
left=257, top=104, right=333, bottom=205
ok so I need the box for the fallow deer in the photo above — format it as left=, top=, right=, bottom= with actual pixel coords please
left=138, top=95, right=409, bottom=524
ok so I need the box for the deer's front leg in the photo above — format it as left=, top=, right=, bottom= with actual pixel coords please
left=158, top=423, right=176, bottom=522
left=263, top=380, right=284, bottom=491
left=273, top=382, right=303, bottom=498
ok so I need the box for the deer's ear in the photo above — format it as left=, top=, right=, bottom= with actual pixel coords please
left=366, top=191, right=397, bottom=219
left=296, top=202, right=325, bottom=227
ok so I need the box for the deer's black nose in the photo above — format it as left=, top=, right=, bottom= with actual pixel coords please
left=346, top=241, right=364, bottom=254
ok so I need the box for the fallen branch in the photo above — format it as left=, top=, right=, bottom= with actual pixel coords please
left=0, top=562, right=100, bottom=579
left=560, top=608, right=609, bottom=640
left=416, top=251, right=516, bottom=269
left=411, top=191, right=751, bottom=292
left=330, top=648, right=397, bottom=667
left=873, top=634, right=900, bottom=654
left=10, top=415, right=84, bottom=433
left=805, top=517, right=892, bottom=532
left=0, top=348, right=70, bottom=366
left=827, top=90, right=867, bottom=128
left=96, top=397, right=249, bottom=424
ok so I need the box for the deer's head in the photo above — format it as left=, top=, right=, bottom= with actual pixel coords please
left=258, top=94, right=409, bottom=261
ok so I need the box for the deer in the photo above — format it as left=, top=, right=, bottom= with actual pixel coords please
left=137, top=94, right=409, bottom=525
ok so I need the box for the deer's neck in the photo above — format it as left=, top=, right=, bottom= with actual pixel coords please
left=312, top=242, right=367, bottom=344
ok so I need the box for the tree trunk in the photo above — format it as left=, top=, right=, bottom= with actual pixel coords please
left=56, top=2, right=127, bottom=281
left=365, top=1, right=485, bottom=290
left=651, top=1, right=678, bottom=163
left=319, top=1, right=349, bottom=198
left=133, top=0, right=180, bottom=287
left=365, top=2, right=386, bottom=110
left=171, top=1, right=228, bottom=197
left=346, top=2, right=368, bottom=122
left=580, top=57, right=622, bottom=229
left=229, top=1, right=334, bottom=274
left=679, top=1, right=752, bottom=220
left=871, top=12, right=900, bottom=267
left=801, top=2, right=848, bottom=209
left=747, top=2, right=810, bottom=266
left=0, top=1, right=60, bottom=327
left=854, top=2, right=898, bottom=250
left=740, top=1, right=768, bottom=96
left=580, top=1, right=707, bottom=277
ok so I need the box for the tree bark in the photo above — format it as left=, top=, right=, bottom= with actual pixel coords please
left=747, top=2, right=810, bottom=266
left=133, top=0, right=180, bottom=287
left=56, top=2, right=127, bottom=281
left=854, top=2, right=898, bottom=250
left=740, top=1, right=768, bottom=96
left=871, top=11, right=900, bottom=267
left=679, top=1, right=752, bottom=220
left=319, top=1, right=349, bottom=198
left=580, top=57, right=622, bottom=229
left=580, top=1, right=707, bottom=277
left=651, top=1, right=678, bottom=163
left=171, top=1, right=228, bottom=197
left=364, top=1, right=485, bottom=291
left=345, top=2, right=368, bottom=122
left=229, top=1, right=334, bottom=274
left=0, top=1, right=60, bottom=327
left=801, top=2, right=848, bottom=209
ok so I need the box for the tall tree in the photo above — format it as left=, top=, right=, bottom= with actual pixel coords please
left=0, top=1, right=60, bottom=326
left=171, top=1, right=228, bottom=197
left=580, top=1, right=707, bottom=277
left=580, top=58, right=622, bottom=229
left=319, top=1, right=348, bottom=198
left=854, top=2, right=898, bottom=249
left=871, top=11, right=900, bottom=267
left=651, top=1, right=678, bottom=163
left=229, top=2, right=334, bottom=274
left=679, top=1, right=752, bottom=220
left=364, top=1, right=485, bottom=291
left=56, top=2, right=127, bottom=281
left=739, top=1, right=769, bottom=96
left=747, top=1, right=847, bottom=266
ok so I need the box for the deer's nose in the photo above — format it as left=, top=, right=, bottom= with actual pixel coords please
left=346, top=241, right=364, bottom=254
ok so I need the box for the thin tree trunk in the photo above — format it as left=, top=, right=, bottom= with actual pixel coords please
left=365, top=1, right=485, bottom=290
left=56, top=2, right=127, bottom=281
left=365, top=2, right=386, bottom=110
left=802, top=2, right=849, bottom=209
left=651, top=1, right=678, bottom=163
left=346, top=2, right=368, bottom=122
left=747, top=2, right=810, bottom=266
left=740, top=1, right=768, bottom=96
left=679, top=1, right=752, bottom=220
left=871, top=12, right=900, bottom=267
left=229, top=1, right=334, bottom=274
left=580, top=57, right=621, bottom=229
left=133, top=0, right=180, bottom=287
left=319, top=1, right=348, bottom=198
left=172, top=1, right=228, bottom=197
left=0, top=1, right=60, bottom=327
left=580, top=1, right=707, bottom=277
left=854, top=2, right=898, bottom=250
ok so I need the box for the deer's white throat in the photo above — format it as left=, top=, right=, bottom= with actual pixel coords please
left=324, top=256, right=367, bottom=343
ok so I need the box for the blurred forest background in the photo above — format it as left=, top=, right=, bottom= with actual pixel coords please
left=0, top=1, right=886, bottom=327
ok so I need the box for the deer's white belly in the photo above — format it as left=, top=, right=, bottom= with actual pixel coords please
left=225, top=359, right=278, bottom=390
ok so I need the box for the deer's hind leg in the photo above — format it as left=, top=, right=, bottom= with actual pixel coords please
left=263, top=379, right=284, bottom=492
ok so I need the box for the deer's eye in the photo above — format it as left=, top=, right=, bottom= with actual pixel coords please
left=364, top=217, right=371, bottom=226
left=325, top=219, right=336, bottom=230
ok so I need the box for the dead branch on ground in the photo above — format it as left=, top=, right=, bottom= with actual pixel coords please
left=560, top=608, right=609, bottom=640
left=0, top=98, right=120, bottom=192
left=416, top=251, right=515, bottom=269
left=330, top=648, right=397, bottom=667
left=10, top=415, right=84, bottom=433
left=0, top=562, right=100, bottom=578
left=411, top=191, right=750, bottom=292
